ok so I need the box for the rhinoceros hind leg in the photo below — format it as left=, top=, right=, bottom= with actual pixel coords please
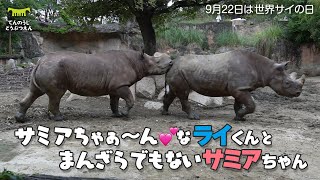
left=15, top=85, right=44, bottom=123
left=180, top=99, right=200, bottom=120
left=162, top=89, right=176, bottom=115
left=48, top=91, right=65, bottom=121
left=112, top=86, right=134, bottom=117
left=110, top=95, right=122, bottom=117
left=188, top=111, right=200, bottom=120
left=232, top=91, right=255, bottom=121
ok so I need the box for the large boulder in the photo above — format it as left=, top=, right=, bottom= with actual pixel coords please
left=144, top=101, right=163, bottom=110
left=153, top=75, right=166, bottom=90
left=20, top=31, right=44, bottom=58
left=136, top=77, right=156, bottom=99
left=66, top=93, right=87, bottom=102
left=157, top=86, right=170, bottom=100
left=189, top=91, right=223, bottom=106
left=6, top=59, right=16, bottom=72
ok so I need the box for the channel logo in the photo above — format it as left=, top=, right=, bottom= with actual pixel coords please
left=7, top=7, right=31, bottom=17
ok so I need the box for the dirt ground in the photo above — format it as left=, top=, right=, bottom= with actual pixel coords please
left=0, top=70, right=320, bottom=179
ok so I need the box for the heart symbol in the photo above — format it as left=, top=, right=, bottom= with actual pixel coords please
left=170, top=127, right=179, bottom=135
left=159, top=133, right=172, bottom=146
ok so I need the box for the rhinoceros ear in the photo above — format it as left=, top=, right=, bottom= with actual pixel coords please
left=275, top=61, right=290, bottom=71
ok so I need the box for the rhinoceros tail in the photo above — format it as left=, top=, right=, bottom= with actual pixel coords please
left=31, top=61, right=44, bottom=93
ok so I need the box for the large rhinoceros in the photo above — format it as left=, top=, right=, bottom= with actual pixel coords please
left=15, top=50, right=173, bottom=122
left=162, top=50, right=305, bottom=120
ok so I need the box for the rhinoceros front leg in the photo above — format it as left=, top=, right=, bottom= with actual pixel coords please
left=162, top=89, right=176, bottom=115
left=113, top=86, right=134, bottom=117
left=232, top=91, right=256, bottom=121
left=234, top=100, right=242, bottom=115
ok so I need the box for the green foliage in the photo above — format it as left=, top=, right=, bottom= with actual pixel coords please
left=255, top=24, right=284, bottom=56
left=156, top=26, right=207, bottom=49
left=286, top=0, right=320, bottom=45
left=0, top=169, right=23, bottom=180
left=215, top=31, right=242, bottom=47
left=215, top=24, right=284, bottom=54
left=62, top=0, right=132, bottom=25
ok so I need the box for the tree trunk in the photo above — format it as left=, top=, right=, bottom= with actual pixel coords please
left=8, top=30, right=12, bottom=55
left=135, top=13, right=156, bottom=56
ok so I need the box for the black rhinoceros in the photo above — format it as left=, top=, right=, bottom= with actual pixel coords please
left=15, top=50, right=173, bottom=122
left=162, top=50, right=305, bottom=120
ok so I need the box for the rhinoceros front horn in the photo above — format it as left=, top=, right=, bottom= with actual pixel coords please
left=298, top=74, right=306, bottom=84
left=289, top=72, right=297, bottom=80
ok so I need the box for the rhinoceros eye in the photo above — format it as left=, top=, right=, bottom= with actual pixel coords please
left=284, top=80, right=290, bottom=87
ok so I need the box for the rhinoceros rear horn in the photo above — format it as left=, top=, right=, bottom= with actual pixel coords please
left=298, top=74, right=306, bottom=84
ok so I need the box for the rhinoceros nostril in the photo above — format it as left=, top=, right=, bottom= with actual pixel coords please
left=296, top=91, right=301, bottom=96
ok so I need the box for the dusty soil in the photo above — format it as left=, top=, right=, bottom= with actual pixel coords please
left=0, top=70, right=320, bottom=179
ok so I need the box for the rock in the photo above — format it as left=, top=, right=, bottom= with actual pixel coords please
left=20, top=31, right=44, bottom=58
left=65, top=90, right=72, bottom=95
left=28, top=62, right=36, bottom=67
left=153, top=75, right=166, bottom=90
left=213, top=97, right=223, bottom=106
left=136, top=77, right=156, bottom=99
left=66, top=93, right=87, bottom=102
left=189, top=91, right=223, bottom=106
left=0, top=65, right=4, bottom=73
left=227, top=96, right=234, bottom=100
left=129, top=84, right=136, bottom=101
left=157, top=89, right=166, bottom=100
left=157, top=86, right=170, bottom=100
left=6, top=59, right=16, bottom=71
left=144, top=101, right=163, bottom=110
left=17, top=67, right=24, bottom=71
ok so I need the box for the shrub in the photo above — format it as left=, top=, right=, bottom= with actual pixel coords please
left=215, top=30, right=241, bottom=47
left=0, top=169, right=23, bottom=180
left=215, top=24, right=284, bottom=56
left=286, top=0, right=320, bottom=46
left=156, top=26, right=207, bottom=49
left=255, top=24, right=284, bottom=57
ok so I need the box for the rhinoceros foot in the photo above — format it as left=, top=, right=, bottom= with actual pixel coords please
left=53, top=114, right=64, bottom=121
left=111, top=110, right=129, bottom=118
left=233, top=116, right=246, bottom=121
left=188, top=112, right=200, bottom=120
left=120, top=110, right=129, bottom=117
left=161, top=110, right=169, bottom=115
left=111, top=112, right=123, bottom=118
left=15, top=112, right=29, bottom=123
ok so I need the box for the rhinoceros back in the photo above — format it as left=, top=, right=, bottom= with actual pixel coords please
left=34, top=51, right=142, bottom=96
left=167, top=50, right=270, bottom=97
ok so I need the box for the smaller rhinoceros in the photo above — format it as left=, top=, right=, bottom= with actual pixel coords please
left=162, top=50, right=305, bottom=121
left=15, top=50, right=173, bottom=122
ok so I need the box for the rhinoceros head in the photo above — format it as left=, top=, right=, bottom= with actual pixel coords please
left=143, top=52, right=173, bottom=75
left=269, top=61, right=305, bottom=97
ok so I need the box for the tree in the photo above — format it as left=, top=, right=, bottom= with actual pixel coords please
left=63, top=0, right=222, bottom=55
left=286, top=0, right=320, bottom=45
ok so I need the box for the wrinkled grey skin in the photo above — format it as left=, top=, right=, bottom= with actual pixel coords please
left=162, top=50, right=305, bottom=120
left=15, top=50, right=173, bottom=122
